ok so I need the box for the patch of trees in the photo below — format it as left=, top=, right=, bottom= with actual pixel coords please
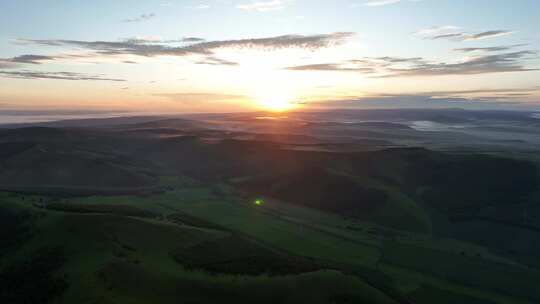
left=0, top=247, right=68, bottom=304
left=171, top=235, right=320, bottom=276
left=242, top=167, right=387, bottom=217
left=0, top=206, right=32, bottom=254
left=46, top=203, right=156, bottom=218
left=0, top=142, right=35, bottom=158
left=412, top=155, right=539, bottom=212
left=167, top=212, right=225, bottom=230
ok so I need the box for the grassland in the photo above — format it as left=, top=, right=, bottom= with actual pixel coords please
left=0, top=185, right=397, bottom=304
left=2, top=172, right=538, bottom=304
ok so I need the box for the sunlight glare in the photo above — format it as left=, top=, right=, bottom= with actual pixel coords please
left=254, top=90, right=296, bottom=112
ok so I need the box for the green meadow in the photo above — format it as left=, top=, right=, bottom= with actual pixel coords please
left=2, top=173, right=538, bottom=304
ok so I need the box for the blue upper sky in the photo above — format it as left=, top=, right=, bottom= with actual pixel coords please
left=0, top=0, right=539, bottom=112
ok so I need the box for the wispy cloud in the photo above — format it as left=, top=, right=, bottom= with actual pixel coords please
left=382, top=51, right=538, bottom=77
left=122, top=36, right=206, bottom=44
left=0, top=70, right=125, bottom=81
left=286, top=56, right=422, bottom=74
left=362, top=0, right=422, bottom=7
left=194, top=56, right=239, bottom=66
left=15, top=32, right=354, bottom=65
left=154, top=93, right=247, bottom=103
left=416, top=25, right=461, bottom=36
left=7, top=55, right=57, bottom=64
left=454, top=44, right=526, bottom=53
left=466, top=30, right=514, bottom=41
left=122, top=13, right=156, bottom=23
left=420, top=88, right=540, bottom=104
left=0, top=55, right=58, bottom=69
left=311, top=86, right=540, bottom=110
left=0, top=62, right=17, bottom=69
left=192, top=4, right=211, bottom=10
left=286, top=51, right=539, bottom=77
left=417, top=26, right=514, bottom=41
left=364, top=0, right=401, bottom=7
left=237, top=0, right=290, bottom=12
left=182, top=37, right=206, bottom=43
left=315, top=94, right=539, bottom=110
left=286, top=62, right=377, bottom=73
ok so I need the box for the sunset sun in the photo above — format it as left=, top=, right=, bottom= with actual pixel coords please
left=258, top=97, right=294, bottom=112
left=254, top=90, right=297, bottom=112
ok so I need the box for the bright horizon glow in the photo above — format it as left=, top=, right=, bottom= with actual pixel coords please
left=257, top=97, right=295, bottom=112
left=254, top=90, right=296, bottom=112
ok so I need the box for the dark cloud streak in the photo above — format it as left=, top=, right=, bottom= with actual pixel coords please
left=383, top=51, right=538, bottom=77
left=286, top=51, right=539, bottom=77
left=454, top=44, right=526, bottom=53
left=0, top=70, right=126, bottom=81
left=16, top=32, right=354, bottom=63
left=420, top=28, right=514, bottom=42
left=122, top=13, right=156, bottom=23
left=286, top=63, right=375, bottom=73
left=194, top=56, right=239, bottom=66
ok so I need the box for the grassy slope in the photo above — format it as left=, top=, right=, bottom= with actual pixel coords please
left=0, top=191, right=398, bottom=304
left=61, top=177, right=540, bottom=304
left=2, top=170, right=540, bottom=304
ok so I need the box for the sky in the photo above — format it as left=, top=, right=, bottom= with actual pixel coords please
left=0, top=0, right=539, bottom=113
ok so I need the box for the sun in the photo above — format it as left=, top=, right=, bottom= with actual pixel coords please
left=255, top=91, right=296, bottom=112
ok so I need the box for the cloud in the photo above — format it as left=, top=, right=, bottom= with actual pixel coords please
left=286, top=51, right=539, bottom=77
left=122, top=13, right=156, bottom=23
left=154, top=93, right=247, bottom=103
left=416, top=25, right=461, bottom=36
left=8, top=55, right=57, bottom=64
left=312, top=92, right=540, bottom=110
left=423, top=87, right=540, bottom=97
left=190, top=32, right=354, bottom=51
left=122, top=36, right=206, bottom=44
left=409, top=87, right=540, bottom=103
left=382, top=51, right=538, bottom=77
left=193, top=4, right=211, bottom=10
left=362, top=0, right=422, bottom=7
left=194, top=56, right=239, bottom=66
left=0, top=61, right=19, bottom=69
left=286, top=56, right=421, bottom=73
left=467, top=30, right=513, bottom=41
left=417, top=26, right=514, bottom=41
left=182, top=37, right=206, bottom=43
left=237, top=0, right=289, bottom=12
left=0, top=70, right=126, bottom=81
left=431, top=33, right=466, bottom=40
left=16, top=32, right=354, bottom=64
left=373, top=57, right=418, bottom=62
left=454, top=44, right=526, bottom=53
left=286, top=63, right=376, bottom=73
left=0, top=54, right=58, bottom=68
left=364, top=0, right=401, bottom=6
